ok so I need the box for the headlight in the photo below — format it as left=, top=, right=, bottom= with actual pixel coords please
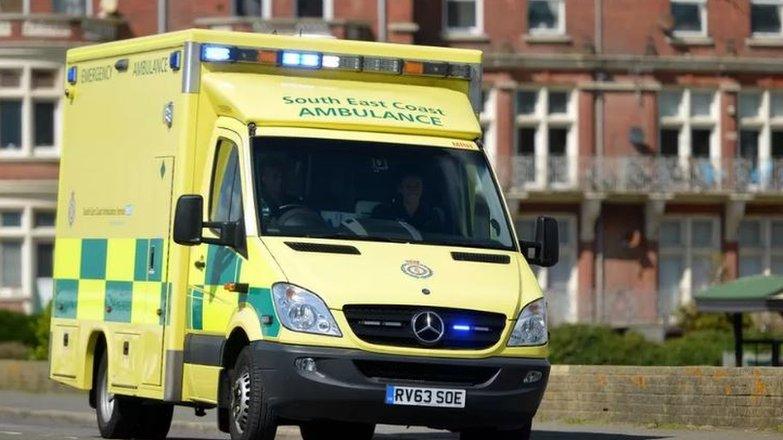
left=271, top=283, right=342, bottom=337
left=507, top=298, right=548, bottom=346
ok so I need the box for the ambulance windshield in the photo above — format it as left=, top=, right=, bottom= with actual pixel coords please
left=252, top=136, right=515, bottom=251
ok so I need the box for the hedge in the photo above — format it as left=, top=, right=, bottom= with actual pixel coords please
left=549, top=324, right=734, bottom=366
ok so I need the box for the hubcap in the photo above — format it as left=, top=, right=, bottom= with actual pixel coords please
left=231, top=371, right=251, bottom=434
left=98, top=367, right=115, bottom=419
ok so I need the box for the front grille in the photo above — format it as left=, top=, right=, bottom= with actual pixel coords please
left=343, top=305, right=506, bottom=349
left=354, top=360, right=499, bottom=386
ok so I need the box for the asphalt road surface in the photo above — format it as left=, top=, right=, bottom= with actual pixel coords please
left=0, top=391, right=779, bottom=440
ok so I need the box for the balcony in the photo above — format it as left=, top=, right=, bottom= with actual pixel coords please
left=510, top=155, right=783, bottom=197
left=194, top=17, right=373, bottom=41
left=0, top=13, right=122, bottom=43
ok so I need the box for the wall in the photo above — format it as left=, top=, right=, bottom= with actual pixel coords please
left=538, top=365, right=783, bottom=430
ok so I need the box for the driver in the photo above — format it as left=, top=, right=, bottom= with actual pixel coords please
left=372, top=173, right=444, bottom=232
left=259, top=158, right=291, bottom=216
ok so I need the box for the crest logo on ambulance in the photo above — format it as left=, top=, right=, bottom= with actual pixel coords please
left=401, top=260, right=433, bottom=279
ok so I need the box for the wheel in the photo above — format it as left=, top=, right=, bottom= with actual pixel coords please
left=135, top=403, right=173, bottom=439
left=460, top=419, right=532, bottom=440
left=229, top=345, right=278, bottom=440
left=300, top=421, right=375, bottom=440
left=95, top=351, right=140, bottom=439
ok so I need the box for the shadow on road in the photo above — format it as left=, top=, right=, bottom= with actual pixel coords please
left=373, top=431, right=670, bottom=440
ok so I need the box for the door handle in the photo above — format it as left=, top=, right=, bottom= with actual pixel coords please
left=194, top=260, right=205, bottom=270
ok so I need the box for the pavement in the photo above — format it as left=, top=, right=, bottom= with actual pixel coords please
left=0, top=391, right=779, bottom=440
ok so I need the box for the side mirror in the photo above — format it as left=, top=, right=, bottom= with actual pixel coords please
left=173, top=195, right=244, bottom=253
left=173, top=195, right=204, bottom=246
left=519, top=216, right=559, bottom=267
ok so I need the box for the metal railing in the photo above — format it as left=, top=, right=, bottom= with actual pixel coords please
left=511, top=155, right=783, bottom=195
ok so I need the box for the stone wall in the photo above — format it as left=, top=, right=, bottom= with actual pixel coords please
left=538, top=365, right=783, bottom=430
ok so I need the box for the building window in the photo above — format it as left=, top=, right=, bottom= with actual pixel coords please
left=739, top=218, right=783, bottom=276
left=658, top=217, right=720, bottom=318
left=527, top=0, right=565, bottom=35
left=444, top=0, right=482, bottom=35
left=751, top=0, right=783, bottom=37
left=516, top=215, right=577, bottom=325
left=514, top=88, right=576, bottom=188
left=659, top=89, right=718, bottom=187
left=670, top=0, right=707, bottom=37
left=0, top=204, right=56, bottom=312
left=296, top=0, right=332, bottom=19
left=235, top=0, right=271, bottom=18
left=738, top=90, right=783, bottom=189
left=0, top=0, right=25, bottom=13
left=0, top=64, right=61, bottom=158
left=52, top=0, right=90, bottom=15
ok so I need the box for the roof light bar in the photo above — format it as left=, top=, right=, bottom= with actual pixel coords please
left=196, top=43, right=473, bottom=81
left=280, top=51, right=322, bottom=69
left=322, top=54, right=363, bottom=71
left=363, top=57, right=402, bottom=74
left=200, top=45, right=235, bottom=62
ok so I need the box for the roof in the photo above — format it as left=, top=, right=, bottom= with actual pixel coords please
left=694, top=275, right=783, bottom=312
left=66, top=29, right=482, bottom=65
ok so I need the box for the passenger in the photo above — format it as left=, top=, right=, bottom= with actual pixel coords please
left=372, top=173, right=444, bottom=232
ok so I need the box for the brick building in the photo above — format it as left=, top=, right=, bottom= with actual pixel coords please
left=1, top=1, right=781, bottom=337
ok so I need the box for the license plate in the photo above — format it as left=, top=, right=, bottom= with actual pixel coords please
left=385, top=385, right=466, bottom=408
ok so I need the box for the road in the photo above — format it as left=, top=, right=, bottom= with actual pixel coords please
left=0, top=391, right=779, bottom=440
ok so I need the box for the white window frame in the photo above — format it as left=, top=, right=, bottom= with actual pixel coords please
left=294, top=0, right=333, bottom=20
left=670, top=0, right=708, bottom=38
left=233, top=0, right=273, bottom=18
left=750, top=0, right=783, bottom=38
left=514, top=87, right=578, bottom=190
left=442, top=0, right=484, bottom=36
left=738, top=89, right=783, bottom=189
left=516, top=214, right=578, bottom=324
left=0, top=61, right=63, bottom=160
left=0, top=199, right=56, bottom=314
left=480, top=87, right=497, bottom=167
left=658, top=216, right=720, bottom=308
left=738, top=217, right=783, bottom=276
left=527, top=0, right=566, bottom=36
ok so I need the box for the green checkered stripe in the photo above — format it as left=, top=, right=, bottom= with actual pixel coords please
left=186, top=245, right=280, bottom=337
left=52, top=238, right=171, bottom=325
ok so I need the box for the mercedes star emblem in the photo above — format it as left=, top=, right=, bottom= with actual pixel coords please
left=411, top=311, right=445, bottom=345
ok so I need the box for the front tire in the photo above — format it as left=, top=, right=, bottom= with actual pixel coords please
left=229, top=346, right=278, bottom=440
left=95, top=351, right=140, bottom=439
left=300, top=421, right=375, bottom=440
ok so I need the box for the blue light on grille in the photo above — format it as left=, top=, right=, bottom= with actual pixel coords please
left=453, top=324, right=471, bottom=332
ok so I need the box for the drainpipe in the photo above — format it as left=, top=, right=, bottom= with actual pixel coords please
left=158, top=0, right=167, bottom=34
left=593, top=0, right=605, bottom=323
left=377, top=0, right=387, bottom=42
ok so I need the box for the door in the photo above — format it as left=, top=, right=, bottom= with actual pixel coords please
left=186, top=130, right=247, bottom=337
left=138, top=156, right=175, bottom=387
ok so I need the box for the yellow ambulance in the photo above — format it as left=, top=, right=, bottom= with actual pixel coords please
left=50, top=29, right=559, bottom=440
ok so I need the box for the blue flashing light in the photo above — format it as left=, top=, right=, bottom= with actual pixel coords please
left=169, top=50, right=182, bottom=71
left=280, top=51, right=322, bottom=69
left=66, top=66, right=77, bottom=85
left=452, top=324, right=471, bottom=332
left=201, top=45, right=235, bottom=63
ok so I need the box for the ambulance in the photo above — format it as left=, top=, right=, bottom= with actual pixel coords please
left=50, top=29, right=559, bottom=440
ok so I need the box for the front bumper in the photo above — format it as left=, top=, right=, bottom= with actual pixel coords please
left=250, top=341, right=550, bottom=430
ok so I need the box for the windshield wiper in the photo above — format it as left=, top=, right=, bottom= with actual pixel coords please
left=303, top=232, right=415, bottom=244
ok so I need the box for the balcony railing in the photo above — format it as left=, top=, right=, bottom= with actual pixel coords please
left=511, top=155, right=783, bottom=195
left=0, top=13, right=122, bottom=42
left=194, top=17, right=373, bottom=41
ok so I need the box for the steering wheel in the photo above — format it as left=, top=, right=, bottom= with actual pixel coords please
left=275, top=204, right=324, bottom=229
